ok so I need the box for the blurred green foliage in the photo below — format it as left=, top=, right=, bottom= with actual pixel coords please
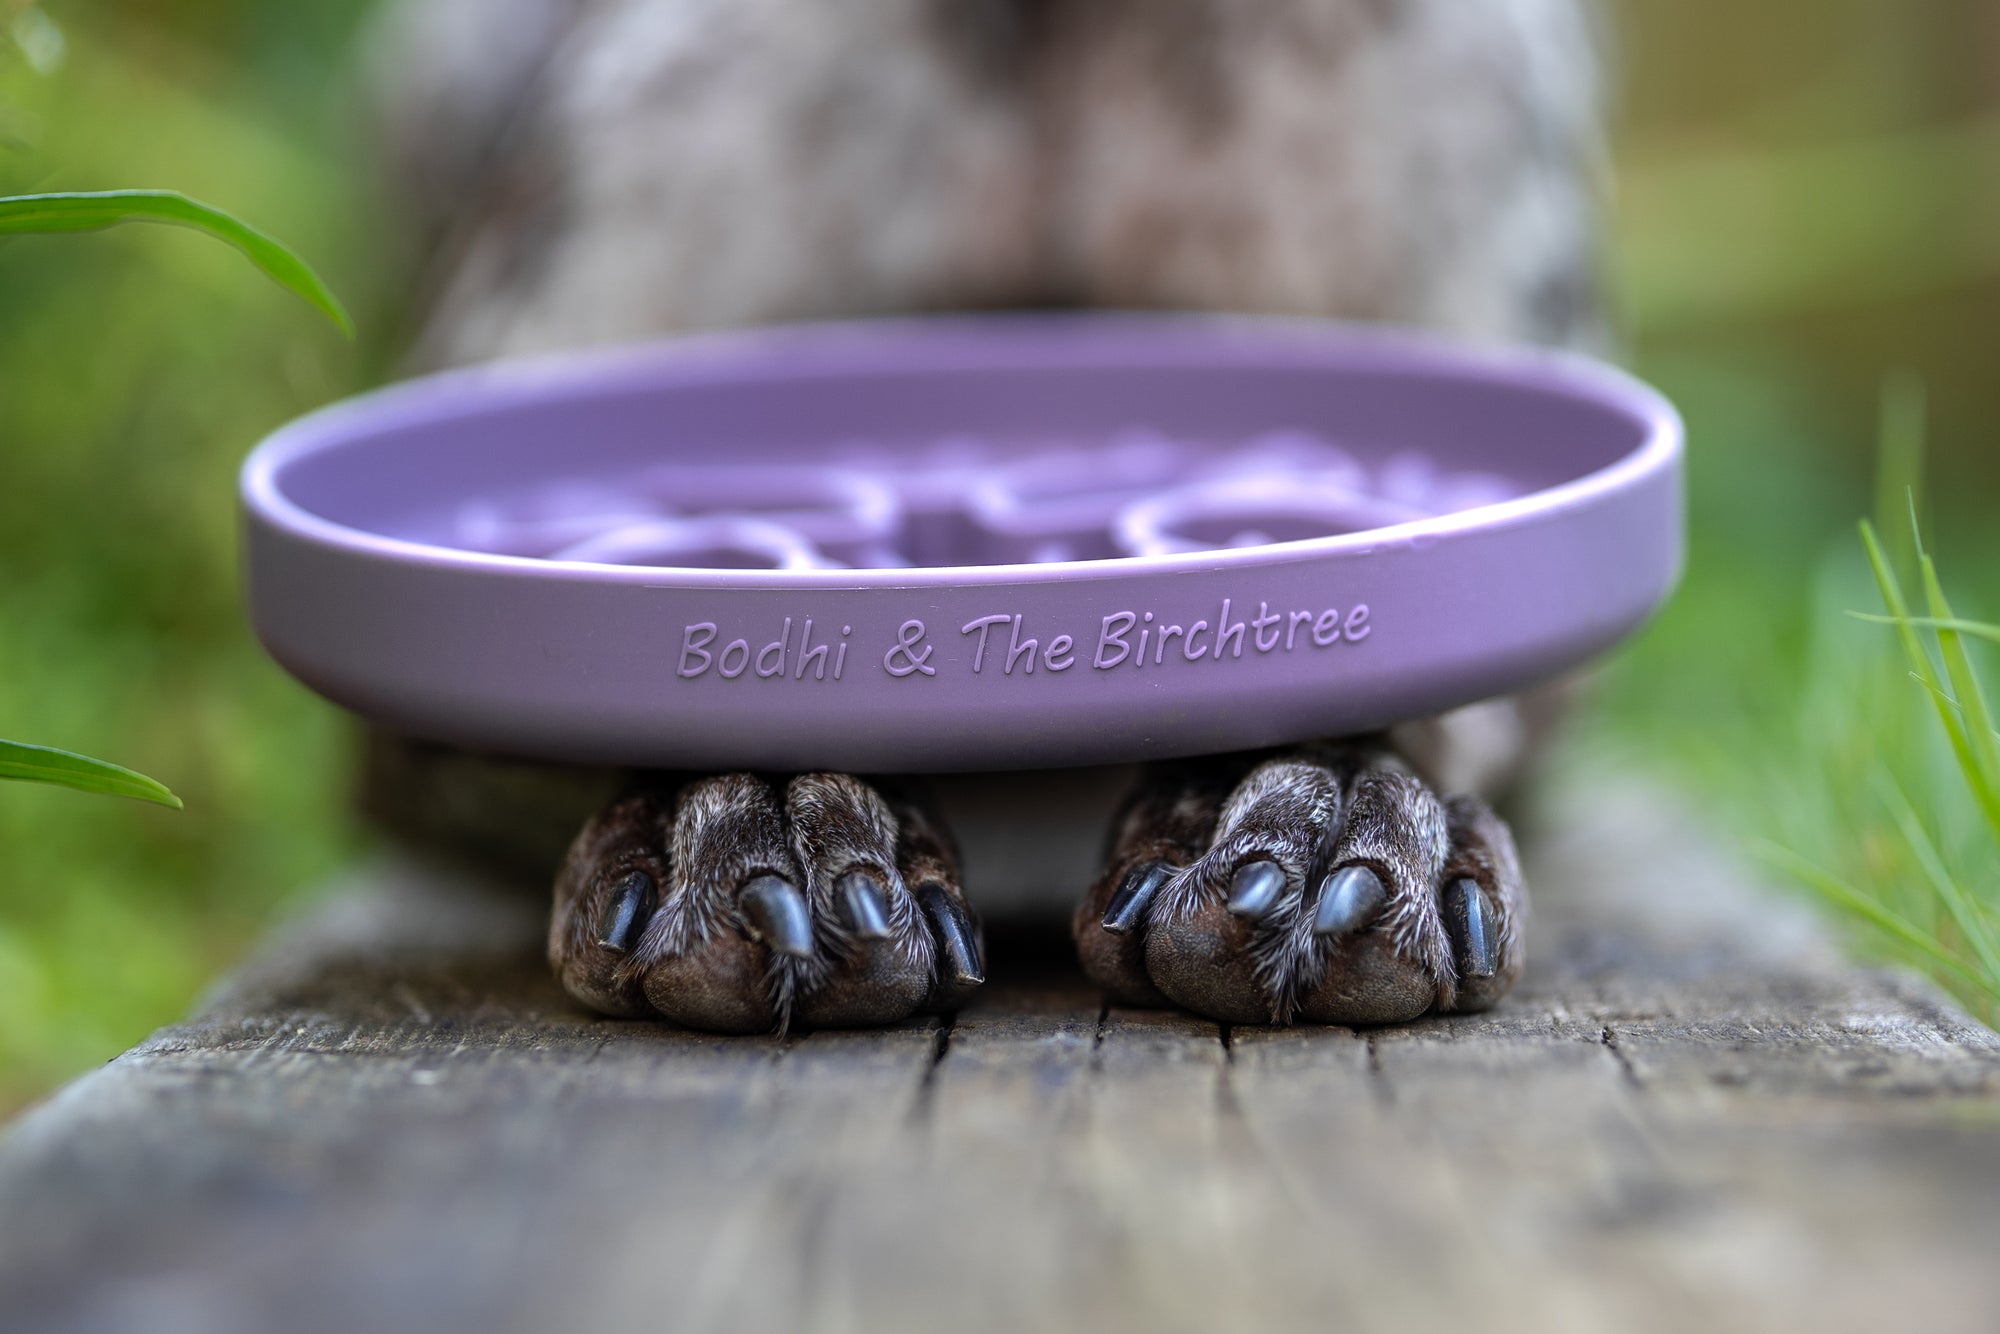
left=0, top=1, right=390, bottom=1105
left=0, top=184, right=353, bottom=819
left=1587, top=0, right=2000, bottom=1020
left=2, top=0, right=1997, bottom=1108
left=1579, top=365, right=2000, bottom=1023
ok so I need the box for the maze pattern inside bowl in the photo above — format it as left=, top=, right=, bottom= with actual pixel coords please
left=443, top=430, right=1521, bottom=571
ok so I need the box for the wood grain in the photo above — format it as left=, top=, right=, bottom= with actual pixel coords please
left=3, top=768, right=1998, bottom=1334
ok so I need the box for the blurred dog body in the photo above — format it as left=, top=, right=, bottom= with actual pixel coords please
left=373, top=0, right=1604, bottom=359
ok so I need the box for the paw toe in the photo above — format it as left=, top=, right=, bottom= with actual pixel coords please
left=642, top=930, right=783, bottom=1034
left=1290, top=930, right=1436, bottom=1025
left=1144, top=897, right=1280, bottom=1024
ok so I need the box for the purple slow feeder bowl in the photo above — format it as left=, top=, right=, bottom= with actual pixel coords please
left=241, top=315, right=1683, bottom=773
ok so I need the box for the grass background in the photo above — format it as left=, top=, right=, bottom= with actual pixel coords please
left=0, top=2, right=388, bottom=1101
left=2, top=0, right=1997, bottom=1107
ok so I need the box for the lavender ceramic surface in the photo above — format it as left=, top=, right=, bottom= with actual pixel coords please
left=241, top=315, right=1683, bottom=772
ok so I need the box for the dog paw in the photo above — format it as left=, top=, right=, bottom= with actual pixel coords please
left=551, top=773, right=983, bottom=1033
left=1072, top=746, right=1523, bottom=1024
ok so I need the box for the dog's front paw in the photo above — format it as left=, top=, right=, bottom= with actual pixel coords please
left=1072, top=746, right=1524, bottom=1025
left=551, top=773, right=983, bottom=1033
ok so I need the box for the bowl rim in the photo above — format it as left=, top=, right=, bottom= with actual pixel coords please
left=240, top=310, right=1682, bottom=591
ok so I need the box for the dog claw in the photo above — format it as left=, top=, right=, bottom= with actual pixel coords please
left=1445, top=877, right=1495, bottom=978
left=595, top=870, right=655, bottom=952
left=1102, top=862, right=1175, bottom=935
left=838, top=869, right=893, bottom=939
left=917, top=882, right=984, bottom=988
left=1225, top=860, right=1286, bottom=919
left=741, top=874, right=814, bottom=958
left=1314, top=864, right=1385, bottom=939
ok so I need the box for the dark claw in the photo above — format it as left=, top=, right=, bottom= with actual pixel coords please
left=1102, top=861, right=1175, bottom=935
left=1445, top=877, right=1496, bottom=978
left=917, top=882, right=984, bottom=988
left=1225, top=860, right=1286, bottom=919
left=595, top=870, right=655, bottom=952
left=837, top=869, right=893, bottom=940
left=740, top=874, right=814, bottom=958
left=1314, top=864, right=1386, bottom=939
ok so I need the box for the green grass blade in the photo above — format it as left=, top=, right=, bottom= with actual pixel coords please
left=0, top=740, right=182, bottom=808
left=1860, top=518, right=1935, bottom=673
left=1874, top=771, right=2000, bottom=983
left=0, top=190, right=352, bottom=335
left=1917, top=543, right=2000, bottom=806
left=1848, top=612, right=2000, bottom=646
left=1905, top=674, right=2000, bottom=766
left=1911, top=673, right=1967, bottom=713
left=1859, top=519, right=2000, bottom=823
left=1755, top=840, right=2000, bottom=1001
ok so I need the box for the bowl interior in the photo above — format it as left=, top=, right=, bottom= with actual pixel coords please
left=266, top=326, right=1655, bottom=574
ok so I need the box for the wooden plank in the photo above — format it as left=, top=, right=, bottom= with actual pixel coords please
left=3, top=773, right=1999, bottom=1334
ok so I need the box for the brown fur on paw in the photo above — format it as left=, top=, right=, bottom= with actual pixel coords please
left=1072, top=744, right=1526, bottom=1026
left=549, top=773, right=982, bottom=1033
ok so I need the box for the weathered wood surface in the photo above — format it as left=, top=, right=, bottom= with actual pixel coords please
left=5, top=768, right=2000, bottom=1334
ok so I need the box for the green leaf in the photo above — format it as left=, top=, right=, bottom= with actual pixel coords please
left=0, top=739, right=182, bottom=808
left=0, top=189, right=352, bottom=335
left=1848, top=612, right=2000, bottom=645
